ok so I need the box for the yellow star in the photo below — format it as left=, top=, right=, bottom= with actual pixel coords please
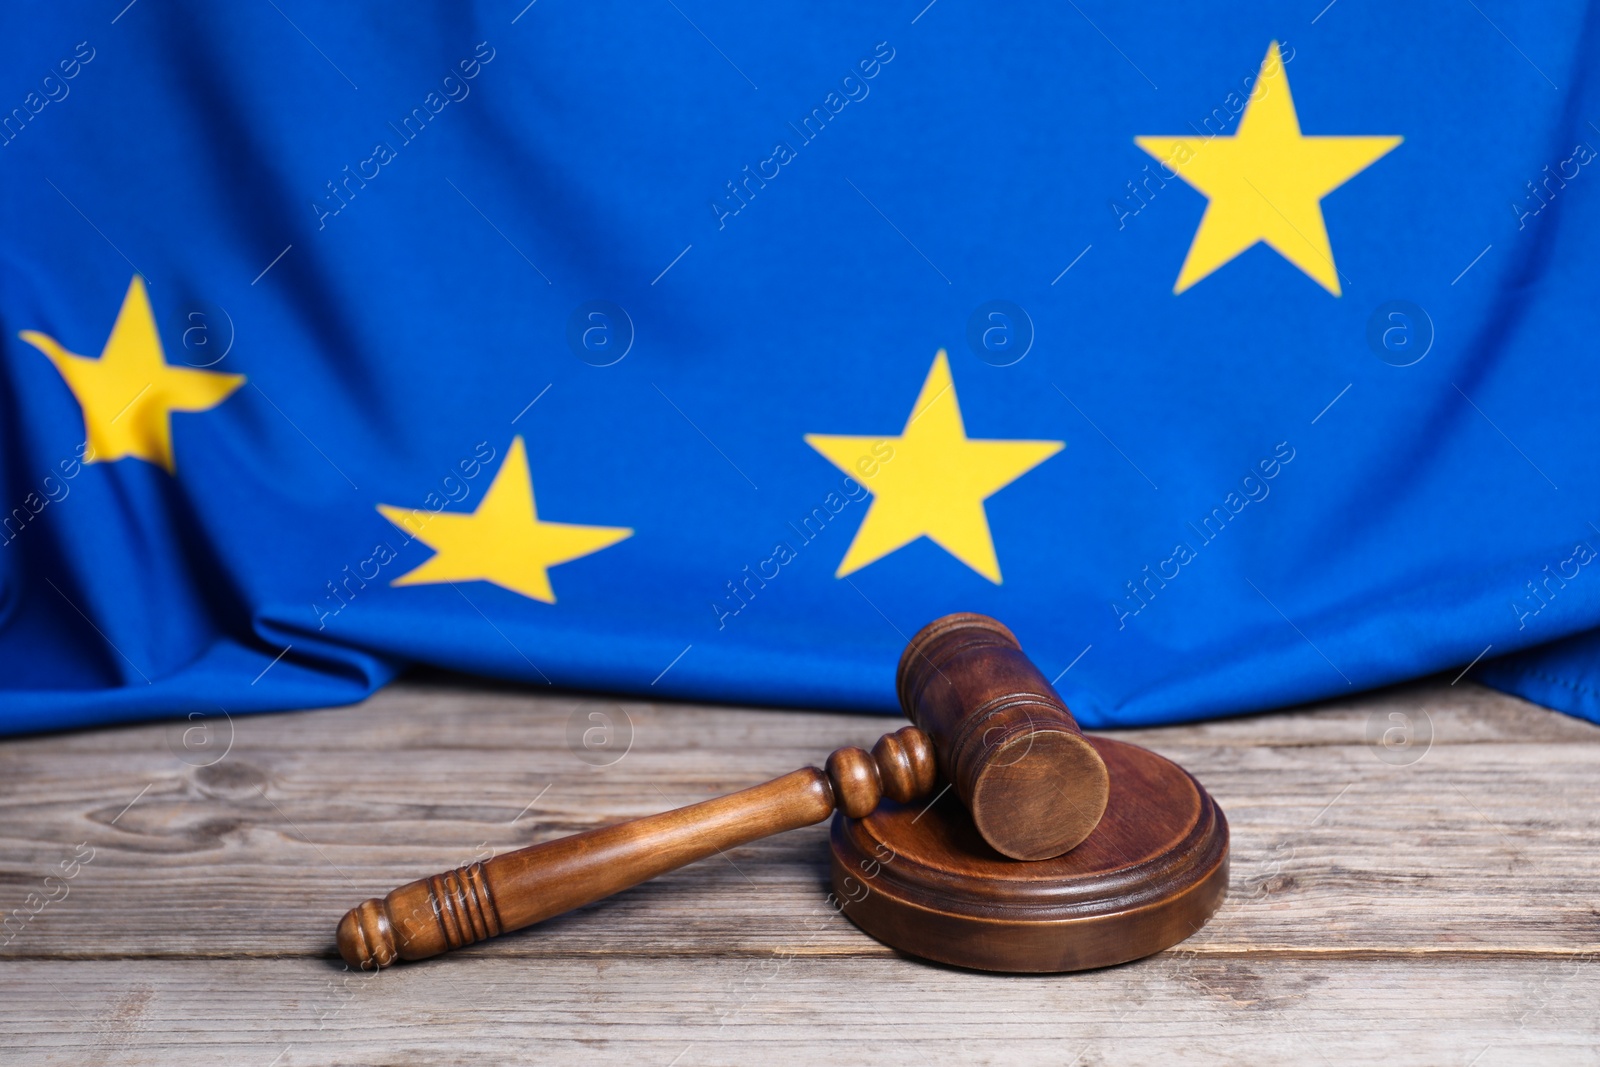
left=377, top=436, right=633, bottom=604
left=19, top=276, right=245, bottom=473
left=805, top=350, right=1062, bottom=583
left=1135, top=42, right=1401, bottom=295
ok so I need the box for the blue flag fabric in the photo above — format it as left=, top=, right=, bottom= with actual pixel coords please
left=4, top=1, right=1600, bottom=736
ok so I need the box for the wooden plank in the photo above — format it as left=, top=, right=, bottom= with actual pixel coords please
left=2, top=955, right=1596, bottom=1066
left=2, top=682, right=1598, bottom=961
left=3, top=678, right=1599, bottom=1063
left=1110, top=675, right=1600, bottom=745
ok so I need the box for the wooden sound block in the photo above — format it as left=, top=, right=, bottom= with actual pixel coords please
left=830, top=736, right=1228, bottom=973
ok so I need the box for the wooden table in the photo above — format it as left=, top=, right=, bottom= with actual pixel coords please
left=3, top=677, right=1597, bottom=1065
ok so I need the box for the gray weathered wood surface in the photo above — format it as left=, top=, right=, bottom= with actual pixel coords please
left=2, top=677, right=1597, bottom=1065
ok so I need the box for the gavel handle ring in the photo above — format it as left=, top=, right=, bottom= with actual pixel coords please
left=337, top=725, right=937, bottom=968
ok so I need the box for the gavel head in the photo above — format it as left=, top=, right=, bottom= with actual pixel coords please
left=897, top=613, right=1110, bottom=860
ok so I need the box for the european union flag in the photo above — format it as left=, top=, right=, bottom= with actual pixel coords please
left=5, top=2, right=1599, bottom=734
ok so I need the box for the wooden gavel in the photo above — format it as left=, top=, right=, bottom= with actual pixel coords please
left=337, top=613, right=1110, bottom=968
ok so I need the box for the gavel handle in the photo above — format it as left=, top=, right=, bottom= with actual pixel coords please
left=337, top=725, right=936, bottom=968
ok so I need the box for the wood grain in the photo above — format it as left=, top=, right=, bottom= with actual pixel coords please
left=2, top=956, right=1596, bottom=1066
left=832, top=736, right=1229, bottom=972
left=2, top=677, right=1598, bottom=1064
left=335, top=726, right=935, bottom=968
left=897, top=612, right=1109, bottom=859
